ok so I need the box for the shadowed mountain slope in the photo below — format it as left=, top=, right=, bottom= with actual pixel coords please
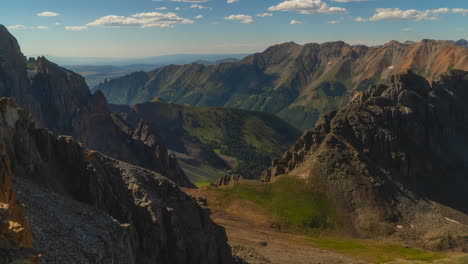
left=0, top=97, right=235, bottom=263
left=0, top=25, right=193, bottom=188
left=110, top=99, right=302, bottom=183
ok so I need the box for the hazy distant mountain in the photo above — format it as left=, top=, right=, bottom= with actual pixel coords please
left=33, top=53, right=249, bottom=66
left=192, top=58, right=239, bottom=66
left=95, top=39, right=468, bottom=130
left=66, top=58, right=243, bottom=88
left=66, top=64, right=163, bottom=88
left=455, top=39, right=468, bottom=48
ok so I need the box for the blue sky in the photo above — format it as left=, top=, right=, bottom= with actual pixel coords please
left=1, top=0, right=467, bottom=58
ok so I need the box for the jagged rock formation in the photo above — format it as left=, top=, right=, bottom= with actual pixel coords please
left=261, top=70, right=468, bottom=249
left=0, top=25, right=194, bottom=188
left=0, top=97, right=235, bottom=263
left=213, top=174, right=244, bottom=187
left=95, top=39, right=468, bottom=129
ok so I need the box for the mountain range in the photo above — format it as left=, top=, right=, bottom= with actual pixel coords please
left=1, top=21, right=468, bottom=263
left=94, top=39, right=468, bottom=130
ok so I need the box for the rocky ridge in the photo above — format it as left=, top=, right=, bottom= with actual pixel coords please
left=95, top=39, right=468, bottom=129
left=261, top=70, right=468, bottom=249
left=0, top=97, right=235, bottom=263
left=0, top=25, right=194, bottom=188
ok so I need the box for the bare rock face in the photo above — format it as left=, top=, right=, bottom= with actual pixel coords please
left=261, top=70, right=468, bottom=249
left=0, top=25, right=42, bottom=126
left=0, top=26, right=193, bottom=188
left=0, top=97, right=234, bottom=263
left=0, top=144, right=38, bottom=264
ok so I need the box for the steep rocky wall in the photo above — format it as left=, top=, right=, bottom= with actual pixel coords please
left=261, top=70, right=468, bottom=247
left=0, top=97, right=234, bottom=263
left=0, top=25, right=193, bottom=188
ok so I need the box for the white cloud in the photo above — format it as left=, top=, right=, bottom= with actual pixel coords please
left=175, top=7, right=181, bottom=11
left=65, top=26, right=88, bottom=31
left=327, top=20, right=340, bottom=24
left=369, top=8, right=453, bottom=21
left=268, top=0, right=347, bottom=14
left=331, top=0, right=368, bottom=2
left=403, top=28, right=413, bottom=32
left=37, top=26, right=48, bottom=29
left=224, top=14, right=254, bottom=24
left=155, top=7, right=168, bottom=10
left=37, top=11, right=59, bottom=17
left=212, top=21, right=220, bottom=24
left=290, top=20, right=302, bottom=24
left=87, top=12, right=194, bottom=28
left=354, top=17, right=367, bottom=22
left=432, top=8, right=450, bottom=14
left=171, top=0, right=208, bottom=2
left=227, top=0, right=239, bottom=3
left=452, top=8, right=468, bottom=14
left=195, top=15, right=204, bottom=19
left=8, top=25, right=26, bottom=29
left=55, top=22, right=61, bottom=25
left=257, top=13, right=273, bottom=17
left=190, top=4, right=210, bottom=9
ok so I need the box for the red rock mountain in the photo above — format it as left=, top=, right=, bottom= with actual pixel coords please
left=95, top=40, right=468, bottom=129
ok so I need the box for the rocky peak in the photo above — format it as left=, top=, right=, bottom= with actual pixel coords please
left=0, top=26, right=194, bottom=187
left=261, top=70, right=468, bottom=245
left=0, top=97, right=234, bottom=263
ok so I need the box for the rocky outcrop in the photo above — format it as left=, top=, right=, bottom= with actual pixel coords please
left=261, top=70, right=468, bottom=248
left=95, top=39, right=468, bottom=129
left=213, top=174, right=244, bottom=187
left=0, top=97, right=235, bottom=263
left=0, top=25, right=193, bottom=188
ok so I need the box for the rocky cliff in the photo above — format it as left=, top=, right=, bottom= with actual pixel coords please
left=261, top=70, right=468, bottom=249
left=0, top=97, right=235, bottom=263
left=0, top=145, right=39, bottom=263
left=0, top=25, right=194, bottom=188
left=95, top=39, right=468, bottom=129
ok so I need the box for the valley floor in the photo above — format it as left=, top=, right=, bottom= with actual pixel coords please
left=185, top=187, right=468, bottom=264
left=213, top=210, right=367, bottom=264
